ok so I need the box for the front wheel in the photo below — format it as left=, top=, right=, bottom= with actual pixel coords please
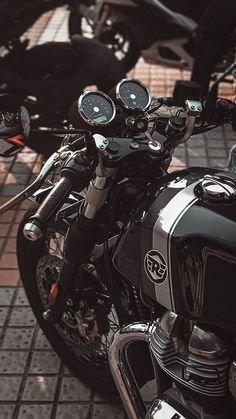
left=68, top=8, right=140, bottom=72
left=17, top=205, right=129, bottom=394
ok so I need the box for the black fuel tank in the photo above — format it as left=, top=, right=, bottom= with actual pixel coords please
left=113, top=168, right=236, bottom=333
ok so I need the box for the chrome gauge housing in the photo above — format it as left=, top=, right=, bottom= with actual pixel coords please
left=115, top=79, right=151, bottom=111
left=78, top=91, right=116, bottom=126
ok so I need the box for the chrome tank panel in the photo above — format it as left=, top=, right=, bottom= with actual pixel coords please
left=113, top=168, right=236, bottom=332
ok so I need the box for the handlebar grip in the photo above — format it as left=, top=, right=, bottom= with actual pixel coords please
left=205, top=97, right=236, bottom=124
left=23, top=177, right=72, bottom=241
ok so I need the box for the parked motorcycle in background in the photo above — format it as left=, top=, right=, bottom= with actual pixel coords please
left=0, top=0, right=125, bottom=155
left=69, top=0, right=236, bottom=79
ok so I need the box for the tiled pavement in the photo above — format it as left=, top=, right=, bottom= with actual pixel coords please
left=1, top=6, right=236, bottom=419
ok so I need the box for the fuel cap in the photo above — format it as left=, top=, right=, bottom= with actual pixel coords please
left=196, top=174, right=236, bottom=203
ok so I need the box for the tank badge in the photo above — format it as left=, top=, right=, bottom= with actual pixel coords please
left=144, top=250, right=167, bottom=284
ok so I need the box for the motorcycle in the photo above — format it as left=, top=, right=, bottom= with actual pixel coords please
left=0, top=0, right=125, bottom=155
left=1, top=75, right=236, bottom=403
left=69, top=0, right=236, bottom=75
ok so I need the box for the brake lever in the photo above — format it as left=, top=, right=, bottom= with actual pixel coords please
left=181, top=100, right=202, bottom=142
left=0, top=151, right=60, bottom=214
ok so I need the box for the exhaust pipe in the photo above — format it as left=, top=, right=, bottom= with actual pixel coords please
left=109, top=322, right=156, bottom=419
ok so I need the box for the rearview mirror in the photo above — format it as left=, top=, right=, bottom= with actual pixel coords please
left=0, top=94, right=30, bottom=157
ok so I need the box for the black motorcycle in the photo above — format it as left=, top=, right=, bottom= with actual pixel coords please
left=69, top=0, right=236, bottom=76
left=0, top=0, right=125, bottom=155
left=1, top=77, right=236, bottom=406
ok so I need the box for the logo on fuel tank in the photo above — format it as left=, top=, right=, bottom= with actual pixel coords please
left=144, top=250, right=167, bottom=284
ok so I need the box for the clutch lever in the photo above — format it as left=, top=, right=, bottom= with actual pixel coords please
left=0, top=151, right=60, bottom=214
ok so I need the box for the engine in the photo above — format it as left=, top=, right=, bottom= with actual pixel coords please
left=149, top=311, right=236, bottom=418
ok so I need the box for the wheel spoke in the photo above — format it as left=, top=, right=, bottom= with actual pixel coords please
left=36, top=229, right=121, bottom=371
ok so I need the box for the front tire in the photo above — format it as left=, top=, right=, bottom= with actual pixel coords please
left=17, top=205, right=127, bottom=394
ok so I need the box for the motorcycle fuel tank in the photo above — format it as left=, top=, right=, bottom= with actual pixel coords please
left=113, top=168, right=236, bottom=332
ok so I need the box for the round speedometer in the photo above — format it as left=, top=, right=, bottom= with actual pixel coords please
left=78, top=91, right=116, bottom=126
left=115, top=79, right=151, bottom=111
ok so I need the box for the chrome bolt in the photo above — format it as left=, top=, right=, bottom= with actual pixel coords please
left=130, top=142, right=140, bottom=150
left=137, top=121, right=145, bottom=129
left=43, top=309, right=51, bottom=321
left=62, top=312, right=69, bottom=321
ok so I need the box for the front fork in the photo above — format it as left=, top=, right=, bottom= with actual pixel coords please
left=43, top=162, right=116, bottom=322
left=75, top=0, right=111, bottom=39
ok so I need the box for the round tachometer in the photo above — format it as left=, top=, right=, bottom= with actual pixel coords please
left=78, top=91, right=116, bottom=126
left=115, top=79, right=151, bottom=111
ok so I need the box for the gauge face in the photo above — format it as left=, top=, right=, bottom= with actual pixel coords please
left=117, top=80, right=151, bottom=111
left=78, top=91, right=116, bottom=126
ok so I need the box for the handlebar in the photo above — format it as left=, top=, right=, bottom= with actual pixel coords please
left=1, top=89, right=236, bottom=240
left=24, top=176, right=72, bottom=241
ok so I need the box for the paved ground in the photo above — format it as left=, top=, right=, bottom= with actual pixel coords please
left=0, top=6, right=236, bottom=419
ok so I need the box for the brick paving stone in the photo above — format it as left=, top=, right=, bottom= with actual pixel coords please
left=59, top=377, right=91, bottom=401
left=35, top=329, right=52, bottom=350
left=209, top=158, right=228, bottom=169
left=171, top=156, right=186, bottom=168
left=172, top=147, right=186, bottom=158
left=14, top=211, right=26, bottom=223
left=1, top=185, right=26, bottom=197
left=208, top=148, right=227, bottom=157
left=187, top=148, right=207, bottom=158
left=5, top=173, right=30, bottom=185
left=56, top=404, right=90, bottom=419
left=8, top=224, right=20, bottom=238
left=188, top=157, right=208, bottom=167
left=95, top=392, right=120, bottom=402
left=2, top=328, right=34, bottom=349
left=0, top=351, right=28, bottom=374
left=0, top=377, right=22, bottom=401
left=15, top=288, right=29, bottom=306
left=18, top=404, right=53, bottom=419
left=9, top=307, right=36, bottom=327
left=29, top=351, right=60, bottom=374
left=204, top=138, right=225, bottom=149
left=22, top=376, right=58, bottom=401
left=11, top=163, right=35, bottom=174
left=0, top=238, right=4, bottom=253
left=92, top=404, right=125, bottom=419
left=0, top=211, right=15, bottom=223
left=0, top=224, right=11, bottom=237
left=0, top=308, right=8, bottom=326
left=0, top=254, right=18, bottom=270
left=0, top=163, right=11, bottom=176
left=0, top=270, right=19, bottom=286
left=0, top=404, right=15, bottom=419
left=0, top=288, right=14, bottom=305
